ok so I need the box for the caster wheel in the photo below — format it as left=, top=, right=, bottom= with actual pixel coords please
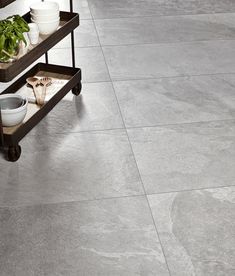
left=6, top=145, right=21, bottom=162
left=72, top=82, right=82, bottom=96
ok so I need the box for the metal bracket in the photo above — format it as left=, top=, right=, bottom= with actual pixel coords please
left=42, top=0, right=76, bottom=67
left=0, top=109, right=4, bottom=147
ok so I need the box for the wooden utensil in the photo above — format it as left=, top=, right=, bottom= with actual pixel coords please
left=39, top=77, right=52, bottom=105
left=26, top=77, right=41, bottom=105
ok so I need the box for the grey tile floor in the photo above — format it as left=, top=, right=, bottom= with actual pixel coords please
left=0, top=0, right=235, bottom=275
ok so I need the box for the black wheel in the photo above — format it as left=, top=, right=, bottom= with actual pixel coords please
left=72, top=82, right=82, bottom=96
left=6, top=145, right=21, bottom=162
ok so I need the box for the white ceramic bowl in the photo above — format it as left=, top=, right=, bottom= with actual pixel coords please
left=30, top=1, right=59, bottom=15
left=31, top=18, right=60, bottom=35
left=30, top=11, right=59, bottom=22
left=0, top=94, right=28, bottom=127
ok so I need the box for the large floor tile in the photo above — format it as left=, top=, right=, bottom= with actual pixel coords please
left=103, top=40, right=235, bottom=80
left=54, top=20, right=99, bottom=48
left=95, top=14, right=235, bottom=46
left=148, top=187, right=235, bottom=276
left=0, top=197, right=169, bottom=276
left=127, top=121, right=235, bottom=194
left=0, top=130, right=143, bottom=206
left=88, top=0, right=235, bottom=19
left=114, top=74, right=235, bottom=128
left=30, top=82, right=123, bottom=134
left=48, top=47, right=110, bottom=82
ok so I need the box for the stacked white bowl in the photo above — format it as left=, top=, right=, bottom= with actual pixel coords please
left=30, top=1, right=60, bottom=35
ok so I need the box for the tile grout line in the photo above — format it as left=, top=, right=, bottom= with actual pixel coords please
left=123, top=125, right=173, bottom=275
left=87, top=11, right=235, bottom=21
left=86, top=3, right=173, bottom=274
left=26, top=118, right=235, bottom=137
left=145, top=184, right=235, bottom=197
left=54, top=37, right=235, bottom=50
left=1, top=183, right=235, bottom=208
left=0, top=194, right=145, bottom=209
left=3, top=71, right=235, bottom=94
left=82, top=72, right=235, bottom=83
left=4, top=70, right=235, bottom=89
left=145, top=196, right=172, bottom=276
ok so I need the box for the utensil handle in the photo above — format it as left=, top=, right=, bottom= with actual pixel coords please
left=33, top=85, right=41, bottom=105
left=40, top=85, right=47, bottom=105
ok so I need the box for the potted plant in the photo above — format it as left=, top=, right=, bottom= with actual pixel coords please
left=0, top=15, right=29, bottom=62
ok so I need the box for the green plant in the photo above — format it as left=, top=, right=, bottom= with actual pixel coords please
left=0, top=15, right=29, bottom=62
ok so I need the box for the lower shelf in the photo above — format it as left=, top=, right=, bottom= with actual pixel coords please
left=0, top=62, right=82, bottom=161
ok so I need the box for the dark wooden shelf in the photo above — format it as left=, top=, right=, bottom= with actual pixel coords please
left=0, top=62, right=81, bottom=161
left=0, top=0, right=15, bottom=8
left=0, top=11, right=79, bottom=82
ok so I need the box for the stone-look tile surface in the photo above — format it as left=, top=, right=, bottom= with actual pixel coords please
left=95, top=13, right=235, bottom=46
left=0, top=197, right=170, bottom=276
left=30, top=82, right=123, bottom=134
left=127, top=121, right=235, bottom=194
left=0, top=0, right=92, bottom=20
left=54, top=20, right=99, bottom=48
left=148, top=187, right=235, bottom=276
left=0, top=130, right=143, bottom=206
left=58, top=0, right=92, bottom=19
left=48, top=47, right=110, bottom=82
left=114, top=74, right=235, bottom=128
left=103, top=40, right=235, bottom=80
left=88, top=0, right=235, bottom=19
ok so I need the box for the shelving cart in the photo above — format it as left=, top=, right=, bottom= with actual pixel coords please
left=0, top=0, right=82, bottom=161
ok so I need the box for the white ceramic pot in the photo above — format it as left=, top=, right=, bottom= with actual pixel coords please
left=30, top=1, right=59, bottom=15
left=30, top=11, right=59, bottom=22
left=0, top=94, right=28, bottom=127
left=31, top=18, right=59, bottom=35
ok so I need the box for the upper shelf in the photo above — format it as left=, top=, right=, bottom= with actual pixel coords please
left=0, top=0, right=16, bottom=8
left=0, top=11, right=79, bottom=82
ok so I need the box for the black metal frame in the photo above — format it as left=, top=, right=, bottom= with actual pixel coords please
left=0, top=11, right=79, bottom=82
left=44, top=0, right=76, bottom=67
left=0, top=62, right=81, bottom=161
left=0, top=0, right=80, bottom=160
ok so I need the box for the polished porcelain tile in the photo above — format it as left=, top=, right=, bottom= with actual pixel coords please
left=127, top=120, right=235, bottom=194
left=113, top=74, right=235, bottom=128
left=0, top=197, right=169, bottom=276
left=54, top=20, right=99, bottom=48
left=30, top=82, right=123, bottom=134
left=95, top=13, right=235, bottom=46
left=88, top=0, right=235, bottom=19
left=103, top=40, right=235, bottom=80
left=48, top=47, right=110, bottom=82
left=0, top=130, right=143, bottom=206
left=148, top=187, right=235, bottom=276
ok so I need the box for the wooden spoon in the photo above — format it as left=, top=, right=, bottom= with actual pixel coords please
left=26, top=77, right=41, bottom=105
left=39, top=77, right=52, bottom=105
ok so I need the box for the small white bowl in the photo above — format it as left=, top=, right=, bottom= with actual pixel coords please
left=0, top=94, right=28, bottom=127
left=31, top=18, right=60, bottom=35
left=30, top=1, right=59, bottom=15
left=30, top=11, right=59, bottom=22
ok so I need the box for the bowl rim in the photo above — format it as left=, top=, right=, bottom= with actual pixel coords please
left=30, top=1, right=59, bottom=11
left=31, top=17, right=60, bottom=23
left=0, top=94, right=28, bottom=113
left=30, top=11, right=59, bottom=17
